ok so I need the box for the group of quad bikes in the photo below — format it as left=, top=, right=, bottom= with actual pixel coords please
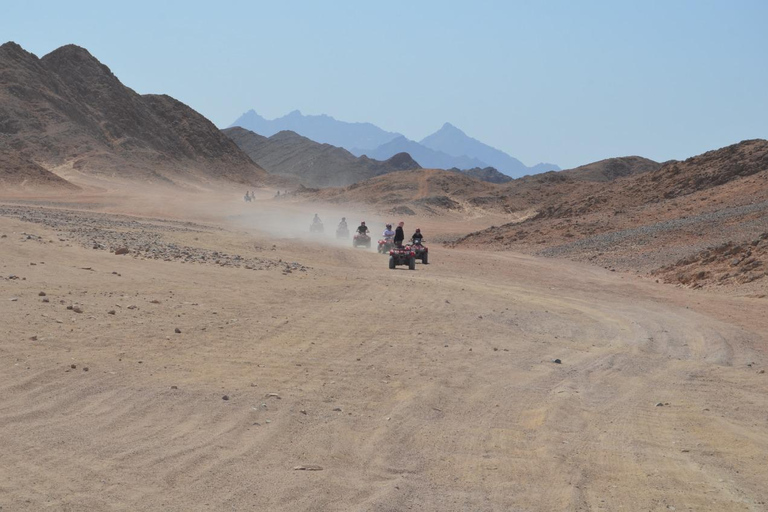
left=311, top=218, right=428, bottom=270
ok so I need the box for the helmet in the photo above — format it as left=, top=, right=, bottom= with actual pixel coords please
left=361, top=221, right=366, bottom=225
left=342, top=217, right=346, bottom=221
left=398, top=221, right=404, bottom=227
left=386, top=224, right=392, bottom=229
left=415, top=228, right=421, bottom=233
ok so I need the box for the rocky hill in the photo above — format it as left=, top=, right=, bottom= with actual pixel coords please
left=451, top=166, right=513, bottom=184
left=0, top=153, right=79, bottom=190
left=456, top=140, right=768, bottom=290
left=559, top=156, right=660, bottom=182
left=223, top=127, right=420, bottom=187
left=0, top=42, right=268, bottom=188
left=294, top=168, right=504, bottom=216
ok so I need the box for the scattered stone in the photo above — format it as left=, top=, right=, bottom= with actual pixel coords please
left=293, top=465, right=323, bottom=471
left=73, top=306, right=83, bottom=314
left=29, top=336, right=38, bottom=341
left=150, top=300, right=161, bottom=304
left=759, top=370, right=765, bottom=374
left=114, top=247, right=130, bottom=255
left=70, top=364, right=77, bottom=369
left=300, top=409, right=307, bottom=415
left=174, top=328, right=181, bottom=334
left=681, top=449, right=690, bottom=453
left=42, top=298, right=49, bottom=303
left=552, top=359, right=562, bottom=364
left=265, top=393, right=282, bottom=399
left=170, top=385, right=178, bottom=390
left=222, top=395, right=230, bottom=401
left=656, top=402, right=664, bottom=407
left=333, top=407, right=342, bottom=412
left=83, top=367, right=89, bottom=372
left=38, top=291, right=46, bottom=297
left=10, top=297, right=18, bottom=302
left=108, top=310, right=116, bottom=315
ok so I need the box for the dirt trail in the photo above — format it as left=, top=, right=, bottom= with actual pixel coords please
left=0, top=198, right=767, bottom=511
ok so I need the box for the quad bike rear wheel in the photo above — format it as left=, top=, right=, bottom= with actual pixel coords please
left=408, top=257, right=416, bottom=270
left=389, top=256, right=396, bottom=269
left=422, top=253, right=428, bottom=265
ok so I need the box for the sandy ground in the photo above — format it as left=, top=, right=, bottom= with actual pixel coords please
left=1, top=193, right=767, bottom=511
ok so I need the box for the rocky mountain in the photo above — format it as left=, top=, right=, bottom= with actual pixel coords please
left=420, top=122, right=559, bottom=177
left=229, top=109, right=401, bottom=152
left=358, top=135, right=488, bottom=170
left=559, top=156, right=660, bottom=182
left=0, top=42, right=268, bottom=188
left=450, top=166, right=513, bottom=184
left=223, top=127, right=420, bottom=188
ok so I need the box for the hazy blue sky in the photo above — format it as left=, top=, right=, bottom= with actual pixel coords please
left=3, top=0, right=767, bottom=168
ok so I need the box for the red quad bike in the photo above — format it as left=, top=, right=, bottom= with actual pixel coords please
left=389, top=244, right=416, bottom=270
left=377, top=238, right=395, bottom=254
left=353, top=233, right=371, bottom=248
left=410, top=239, right=428, bottom=264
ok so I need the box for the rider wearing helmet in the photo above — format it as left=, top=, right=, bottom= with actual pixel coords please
left=338, top=217, right=347, bottom=229
left=313, top=213, right=321, bottom=224
left=382, top=223, right=395, bottom=240
left=356, top=221, right=369, bottom=235
left=411, top=228, right=423, bottom=244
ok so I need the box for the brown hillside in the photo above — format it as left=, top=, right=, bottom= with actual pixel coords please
left=0, top=153, right=79, bottom=190
left=298, top=169, right=504, bottom=215
left=560, top=155, right=660, bottom=182
left=0, top=42, right=268, bottom=187
left=456, top=140, right=768, bottom=289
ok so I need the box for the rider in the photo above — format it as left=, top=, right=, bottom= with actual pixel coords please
left=338, top=217, right=348, bottom=229
left=394, top=221, right=405, bottom=247
left=411, top=228, right=423, bottom=244
left=382, top=223, right=395, bottom=240
left=313, top=213, right=322, bottom=224
left=356, top=221, right=369, bottom=235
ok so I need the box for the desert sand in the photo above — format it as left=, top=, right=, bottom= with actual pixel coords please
left=1, top=190, right=767, bottom=512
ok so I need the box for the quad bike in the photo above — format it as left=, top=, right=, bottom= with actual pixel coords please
left=410, top=239, right=428, bottom=264
left=377, top=238, right=395, bottom=254
left=353, top=232, right=371, bottom=248
left=310, top=222, right=324, bottom=233
left=336, top=226, right=350, bottom=239
left=388, top=244, right=416, bottom=270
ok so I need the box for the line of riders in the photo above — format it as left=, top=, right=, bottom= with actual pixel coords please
left=315, top=215, right=423, bottom=247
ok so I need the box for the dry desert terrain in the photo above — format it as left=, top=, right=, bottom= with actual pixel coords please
left=1, top=191, right=767, bottom=511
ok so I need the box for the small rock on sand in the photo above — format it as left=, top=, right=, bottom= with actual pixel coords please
left=114, top=247, right=130, bottom=255
left=293, top=465, right=323, bottom=471
left=174, top=328, right=181, bottom=334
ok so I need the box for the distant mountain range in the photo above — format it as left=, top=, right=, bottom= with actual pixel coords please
left=229, top=110, right=559, bottom=178
left=223, top=127, right=420, bottom=188
left=420, top=123, right=558, bottom=177
left=356, top=136, right=488, bottom=171
left=230, top=110, right=400, bottom=152
left=0, top=42, right=268, bottom=188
